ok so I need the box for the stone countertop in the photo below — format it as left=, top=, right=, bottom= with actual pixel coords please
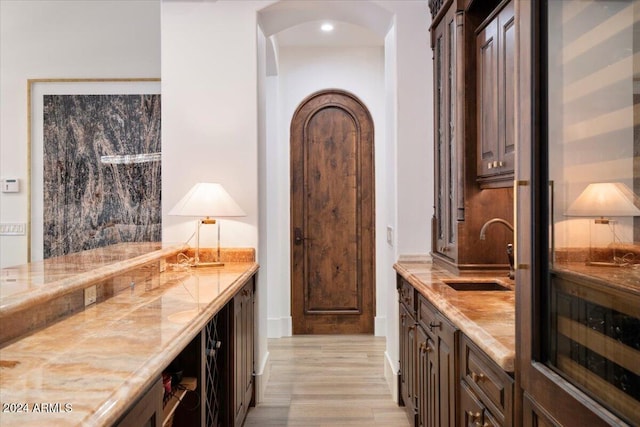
left=0, top=242, right=188, bottom=317
left=0, top=261, right=258, bottom=427
left=394, top=261, right=515, bottom=372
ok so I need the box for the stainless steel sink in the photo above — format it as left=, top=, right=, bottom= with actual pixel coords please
left=442, top=279, right=511, bottom=291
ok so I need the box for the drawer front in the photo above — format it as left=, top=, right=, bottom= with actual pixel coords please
left=417, top=294, right=439, bottom=335
left=398, top=278, right=415, bottom=313
left=461, top=335, right=514, bottom=424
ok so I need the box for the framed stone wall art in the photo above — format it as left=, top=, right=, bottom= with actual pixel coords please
left=28, top=79, right=161, bottom=261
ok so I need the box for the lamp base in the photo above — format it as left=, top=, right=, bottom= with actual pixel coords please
left=193, top=261, right=224, bottom=268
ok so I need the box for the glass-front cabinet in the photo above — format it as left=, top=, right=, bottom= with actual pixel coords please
left=518, top=1, right=640, bottom=426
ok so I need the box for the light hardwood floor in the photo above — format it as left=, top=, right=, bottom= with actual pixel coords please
left=244, top=335, right=411, bottom=427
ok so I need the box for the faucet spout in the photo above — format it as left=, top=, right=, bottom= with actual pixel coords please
left=479, top=218, right=515, bottom=280
left=479, top=218, right=514, bottom=240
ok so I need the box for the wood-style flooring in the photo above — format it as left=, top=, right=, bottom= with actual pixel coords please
left=244, top=335, right=411, bottom=427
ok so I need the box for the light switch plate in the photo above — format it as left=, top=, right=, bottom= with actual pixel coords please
left=2, top=178, right=19, bottom=193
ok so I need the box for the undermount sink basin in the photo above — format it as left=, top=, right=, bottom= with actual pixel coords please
left=442, top=279, right=511, bottom=292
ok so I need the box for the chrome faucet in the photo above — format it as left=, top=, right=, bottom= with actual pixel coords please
left=479, top=218, right=515, bottom=279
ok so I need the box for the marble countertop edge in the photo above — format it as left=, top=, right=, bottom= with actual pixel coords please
left=0, top=244, right=188, bottom=317
left=394, top=262, right=515, bottom=373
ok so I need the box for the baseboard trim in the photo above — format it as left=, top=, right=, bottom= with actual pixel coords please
left=375, top=316, right=386, bottom=336
left=254, top=350, right=270, bottom=404
left=267, top=316, right=292, bottom=338
left=384, top=350, right=400, bottom=404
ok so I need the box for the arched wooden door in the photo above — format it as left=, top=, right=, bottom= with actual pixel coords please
left=290, top=89, right=375, bottom=334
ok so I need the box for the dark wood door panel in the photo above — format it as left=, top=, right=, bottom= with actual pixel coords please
left=304, top=106, right=360, bottom=314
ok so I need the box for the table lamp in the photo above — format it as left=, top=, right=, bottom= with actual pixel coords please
left=169, top=183, right=246, bottom=267
left=565, top=182, right=640, bottom=266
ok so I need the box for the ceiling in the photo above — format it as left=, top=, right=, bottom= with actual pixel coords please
left=274, top=19, right=384, bottom=47
left=257, top=1, right=392, bottom=49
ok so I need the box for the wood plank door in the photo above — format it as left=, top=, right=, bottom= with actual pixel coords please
left=290, top=89, right=375, bottom=335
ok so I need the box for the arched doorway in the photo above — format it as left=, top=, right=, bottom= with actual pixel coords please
left=290, top=89, right=375, bottom=334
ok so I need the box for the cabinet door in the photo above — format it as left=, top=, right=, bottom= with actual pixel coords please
left=476, top=15, right=499, bottom=178
left=233, top=281, right=255, bottom=427
left=497, top=1, right=515, bottom=179
left=418, top=295, right=458, bottom=427
left=399, top=303, right=418, bottom=424
left=436, top=312, right=457, bottom=427
left=477, top=0, right=515, bottom=185
left=433, top=6, right=458, bottom=260
left=233, top=290, right=245, bottom=426
left=417, top=325, right=437, bottom=427
left=242, top=283, right=254, bottom=411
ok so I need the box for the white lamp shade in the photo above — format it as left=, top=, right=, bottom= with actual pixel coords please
left=565, top=182, right=640, bottom=217
left=169, top=183, right=246, bottom=218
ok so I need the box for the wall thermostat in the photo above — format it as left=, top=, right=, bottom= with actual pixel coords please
left=2, top=178, right=20, bottom=193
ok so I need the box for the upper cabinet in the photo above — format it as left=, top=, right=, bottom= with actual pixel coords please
left=430, top=0, right=515, bottom=275
left=476, top=0, right=515, bottom=187
left=432, top=4, right=461, bottom=261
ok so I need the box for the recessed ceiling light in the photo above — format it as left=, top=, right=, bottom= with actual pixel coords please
left=321, top=23, right=334, bottom=32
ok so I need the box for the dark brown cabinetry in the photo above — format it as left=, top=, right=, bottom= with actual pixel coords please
left=430, top=0, right=515, bottom=275
left=433, top=3, right=460, bottom=260
left=460, top=334, right=514, bottom=426
left=417, top=294, right=458, bottom=427
left=398, top=276, right=458, bottom=427
left=476, top=0, right=515, bottom=187
left=232, top=280, right=255, bottom=427
left=416, top=325, right=436, bottom=427
left=399, top=279, right=418, bottom=425
left=155, top=275, right=255, bottom=427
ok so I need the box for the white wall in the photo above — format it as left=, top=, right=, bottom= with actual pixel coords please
left=0, top=0, right=161, bottom=268
left=388, top=1, right=432, bottom=256
left=161, top=1, right=261, bottom=251
left=375, top=1, right=432, bottom=397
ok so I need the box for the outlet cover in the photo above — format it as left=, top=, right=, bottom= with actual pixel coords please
left=84, top=285, right=97, bottom=307
left=0, top=223, right=26, bottom=235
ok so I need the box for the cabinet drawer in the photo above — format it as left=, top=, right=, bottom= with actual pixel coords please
left=461, top=334, right=514, bottom=424
left=398, top=278, right=415, bottom=313
left=417, top=293, right=439, bottom=335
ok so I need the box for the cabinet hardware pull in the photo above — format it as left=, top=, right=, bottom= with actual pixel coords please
left=471, top=371, right=485, bottom=382
left=420, top=342, right=433, bottom=353
left=467, top=410, right=482, bottom=423
left=428, top=321, right=442, bottom=330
